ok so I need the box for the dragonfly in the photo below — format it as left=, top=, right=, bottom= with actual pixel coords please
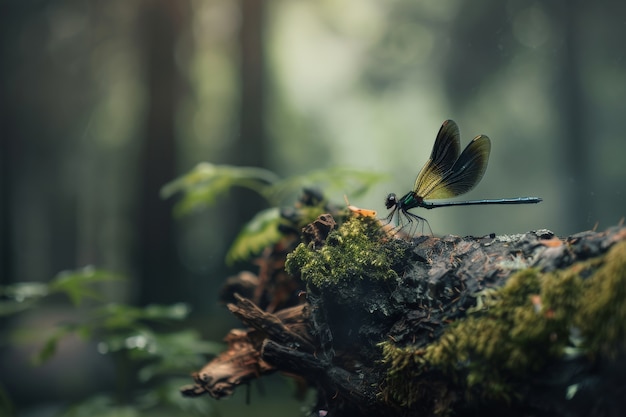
left=385, top=119, right=542, bottom=231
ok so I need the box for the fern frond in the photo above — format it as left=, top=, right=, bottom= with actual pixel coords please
left=161, top=163, right=281, bottom=217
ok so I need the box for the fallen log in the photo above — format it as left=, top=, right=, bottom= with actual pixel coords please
left=181, top=197, right=626, bottom=417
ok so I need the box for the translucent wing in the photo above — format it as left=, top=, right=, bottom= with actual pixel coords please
left=413, top=120, right=461, bottom=197
left=421, top=135, right=491, bottom=200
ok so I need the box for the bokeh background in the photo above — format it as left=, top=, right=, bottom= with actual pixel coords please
left=1, top=0, right=625, bottom=416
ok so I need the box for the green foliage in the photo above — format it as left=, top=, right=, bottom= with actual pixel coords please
left=28, top=300, right=222, bottom=368
left=162, top=163, right=385, bottom=214
left=268, top=167, right=387, bottom=203
left=0, top=282, right=49, bottom=316
left=59, top=385, right=215, bottom=417
left=0, top=267, right=223, bottom=416
left=160, top=162, right=280, bottom=217
left=225, top=204, right=332, bottom=265
left=50, top=266, right=123, bottom=306
left=96, top=303, right=191, bottom=331
left=60, top=395, right=141, bottom=417
left=162, top=162, right=386, bottom=263
left=225, top=207, right=284, bottom=265
left=33, top=328, right=69, bottom=365
left=0, top=266, right=120, bottom=315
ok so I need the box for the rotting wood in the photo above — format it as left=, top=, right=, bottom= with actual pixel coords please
left=181, top=207, right=626, bottom=416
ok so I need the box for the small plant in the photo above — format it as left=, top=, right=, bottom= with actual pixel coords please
left=0, top=267, right=222, bottom=416
left=1, top=164, right=384, bottom=416
left=161, top=163, right=386, bottom=263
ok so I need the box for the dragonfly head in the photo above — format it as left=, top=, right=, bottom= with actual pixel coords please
left=385, top=193, right=398, bottom=209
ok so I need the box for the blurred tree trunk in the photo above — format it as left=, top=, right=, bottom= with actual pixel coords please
left=237, top=0, right=267, bottom=167
left=0, top=24, right=14, bottom=285
left=222, top=0, right=269, bottom=253
left=136, top=0, right=190, bottom=304
left=0, top=5, right=86, bottom=286
left=558, top=0, right=588, bottom=231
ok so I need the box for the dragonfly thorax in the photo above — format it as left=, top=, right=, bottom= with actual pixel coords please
left=386, top=191, right=424, bottom=211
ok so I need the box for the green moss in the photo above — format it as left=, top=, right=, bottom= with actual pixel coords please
left=380, top=242, right=626, bottom=408
left=379, top=342, right=428, bottom=406
left=576, top=240, right=626, bottom=357
left=285, top=216, right=403, bottom=288
left=380, top=267, right=557, bottom=408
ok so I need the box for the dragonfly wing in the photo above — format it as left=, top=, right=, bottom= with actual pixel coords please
left=413, top=120, right=461, bottom=197
left=430, top=120, right=461, bottom=172
left=424, top=134, right=491, bottom=200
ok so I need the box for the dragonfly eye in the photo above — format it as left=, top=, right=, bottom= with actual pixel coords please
left=385, top=193, right=397, bottom=209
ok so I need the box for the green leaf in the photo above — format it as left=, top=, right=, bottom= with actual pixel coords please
left=33, top=328, right=71, bottom=366
left=137, top=330, right=223, bottom=381
left=163, top=163, right=386, bottom=264
left=161, top=162, right=280, bottom=216
left=0, top=282, right=49, bottom=316
left=268, top=167, right=387, bottom=202
left=226, top=207, right=284, bottom=264
left=97, top=329, right=156, bottom=355
left=35, top=336, right=59, bottom=365
left=50, top=266, right=122, bottom=306
left=59, top=394, right=140, bottom=417
left=162, top=163, right=386, bottom=218
left=98, top=303, right=190, bottom=331
left=74, top=324, right=93, bottom=341
left=142, top=303, right=190, bottom=320
left=99, top=303, right=142, bottom=330
left=0, top=281, right=49, bottom=301
left=136, top=378, right=215, bottom=415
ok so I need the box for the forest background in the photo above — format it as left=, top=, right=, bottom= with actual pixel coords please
left=1, top=0, right=626, bottom=416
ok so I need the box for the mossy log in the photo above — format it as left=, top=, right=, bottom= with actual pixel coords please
left=181, top=194, right=626, bottom=417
